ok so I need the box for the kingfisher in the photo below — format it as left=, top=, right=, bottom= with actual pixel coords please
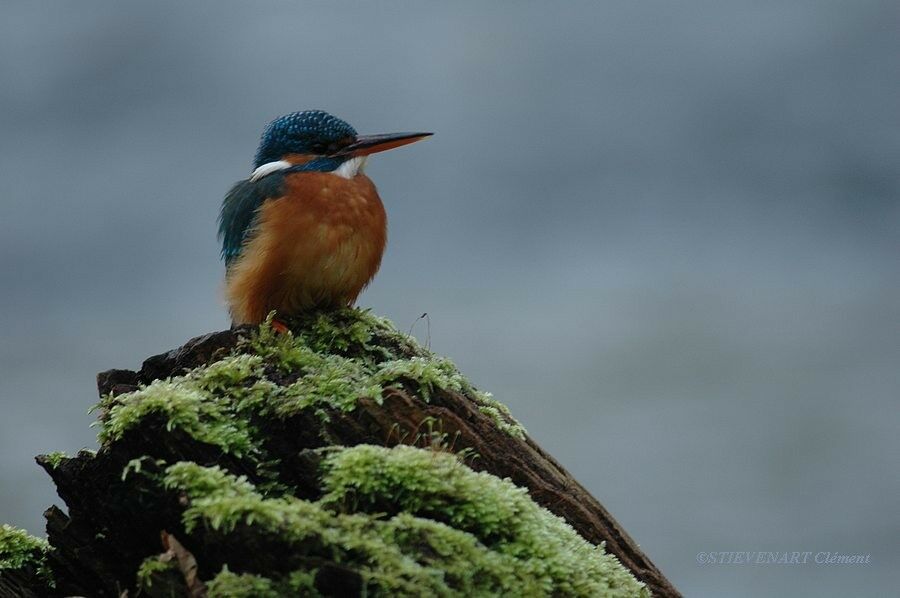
left=218, top=110, right=431, bottom=325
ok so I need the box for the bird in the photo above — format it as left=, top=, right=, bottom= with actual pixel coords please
left=218, top=110, right=431, bottom=325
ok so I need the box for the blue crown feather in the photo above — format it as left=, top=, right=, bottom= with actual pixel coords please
left=253, top=110, right=357, bottom=168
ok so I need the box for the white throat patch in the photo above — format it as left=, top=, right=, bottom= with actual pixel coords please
left=249, top=160, right=291, bottom=182
left=333, top=156, right=367, bottom=179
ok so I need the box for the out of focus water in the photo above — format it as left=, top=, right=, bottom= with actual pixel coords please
left=1, top=2, right=897, bottom=595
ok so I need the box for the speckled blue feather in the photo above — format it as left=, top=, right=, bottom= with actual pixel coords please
left=254, top=110, right=357, bottom=168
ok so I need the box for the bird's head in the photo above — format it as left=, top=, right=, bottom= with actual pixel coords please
left=253, top=110, right=431, bottom=175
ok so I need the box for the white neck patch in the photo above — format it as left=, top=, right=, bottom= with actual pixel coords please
left=249, top=156, right=367, bottom=182
left=249, top=160, right=291, bottom=182
left=333, top=156, right=367, bottom=179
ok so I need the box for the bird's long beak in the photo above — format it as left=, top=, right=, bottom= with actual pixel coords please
left=337, top=132, right=433, bottom=157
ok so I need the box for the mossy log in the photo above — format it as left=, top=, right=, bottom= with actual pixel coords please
left=0, top=310, right=679, bottom=597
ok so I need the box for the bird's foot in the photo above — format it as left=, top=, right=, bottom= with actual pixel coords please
left=271, top=319, right=290, bottom=335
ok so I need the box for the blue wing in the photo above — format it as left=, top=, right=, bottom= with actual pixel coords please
left=217, top=173, right=288, bottom=266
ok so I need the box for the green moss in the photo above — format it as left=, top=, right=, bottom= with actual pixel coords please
left=246, top=317, right=325, bottom=374
left=97, top=310, right=523, bottom=452
left=472, top=391, right=526, bottom=440
left=373, top=355, right=526, bottom=439
left=265, top=354, right=383, bottom=419
left=302, top=309, right=385, bottom=355
left=0, top=525, right=48, bottom=571
left=289, top=308, right=421, bottom=362
left=204, top=566, right=321, bottom=598
left=193, top=354, right=265, bottom=395
left=285, top=569, right=320, bottom=595
left=242, top=318, right=384, bottom=420
left=18, top=309, right=644, bottom=596
left=164, top=462, right=256, bottom=503
left=98, top=379, right=252, bottom=456
left=136, top=556, right=175, bottom=587
left=207, top=566, right=279, bottom=598
left=42, top=451, right=68, bottom=470
left=164, top=462, right=326, bottom=538
left=247, top=308, right=395, bottom=367
left=121, top=456, right=169, bottom=481
left=96, top=354, right=271, bottom=457
left=321, top=444, right=524, bottom=540
left=161, top=445, right=648, bottom=597
left=374, top=355, right=465, bottom=401
left=98, top=311, right=569, bottom=592
left=0, top=524, right=54, bottom=591
left=240, top=312, right=523, bottom=439
left=319, top=445, right=640, bottom=596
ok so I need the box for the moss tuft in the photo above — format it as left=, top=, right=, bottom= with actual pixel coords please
left=96, top=354, right=272, bottom=456
left=136, top=556, right=176, bottom=588
left=289, top=308, right=421, bottom=362
left=245, top=315, right=324, bottom=373
left=472, top=391, right=526, bottom=439
left=97, top=379, right=254, bottom=456
left=321, top=444, right=527, bottom=540
left=0, top=524, right=53, bottom=590
left=285, top=569, right=320, bottom=595
left=207, top=566, right=280, bottom=598
left=160, top=445, right=648, bottom=597
left=302, top=309, right=385, bottom=355
left=96, top=310, right=523, bottom=453
left=373, top=354, right=525, bottom=438
left=265, top=354, right=383, bottom=419
left=204, top=566, right=322, bottom=597
left=41, top=451, right=68, bottom=470
left=0, top=525, right=48, bottom=571
left=374, top=355, right=465, bottom=401
left=236, top=310, right=525, bottom=439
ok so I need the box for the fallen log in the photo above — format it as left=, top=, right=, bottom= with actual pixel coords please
left=0, top=309, right=678, bottom=597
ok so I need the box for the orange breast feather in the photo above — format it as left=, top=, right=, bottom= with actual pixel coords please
left=225, top=172, right=387, bottom=324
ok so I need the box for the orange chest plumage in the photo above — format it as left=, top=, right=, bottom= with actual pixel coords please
left=225, top=172, right=387, bottom=324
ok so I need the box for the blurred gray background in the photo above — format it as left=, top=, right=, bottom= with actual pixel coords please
left=1, top=1, right=897, bottom=595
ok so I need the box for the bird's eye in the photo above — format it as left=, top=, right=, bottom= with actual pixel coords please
left=309, top=142, right=327, bottom=154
